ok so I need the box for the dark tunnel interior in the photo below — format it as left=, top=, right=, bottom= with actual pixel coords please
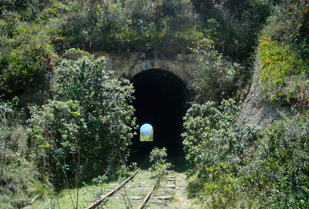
left=130, top=69, right=189, bottom=160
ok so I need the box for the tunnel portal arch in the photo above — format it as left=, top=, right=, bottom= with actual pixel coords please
left=130, top=69, right=189, bottom=157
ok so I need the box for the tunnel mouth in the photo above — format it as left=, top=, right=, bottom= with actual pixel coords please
left=140, top=123, right=153, bottom=142
left=129, top=69, right=189, bottom=161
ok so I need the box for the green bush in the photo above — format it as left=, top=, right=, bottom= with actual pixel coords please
left=149, top=147, right=171, bottom=183
left=28, top=56, right=136, bottom=188
left=55, top=57, right=136, bottom=176
left=182, top=99, right=260, bottom=176
left=0, top=99, right=44, bottom=208
left=190, top=39, right=241, bottom=103
left=183, top=98, right=308, bottom=207
left=63, top=48, right=94, bottom=60
left=0, top=10, right=58, bottom=101
left=58, top=0, right=199, bottom=54
left=28, top=100, right=83, bottom=188
left=259, top=1, right=309, bottom=105
left=241, top=114, right=309, bottom=208
left=182, top=99, right=261, bottom=207
left=192, top=0, right=272, bottom=60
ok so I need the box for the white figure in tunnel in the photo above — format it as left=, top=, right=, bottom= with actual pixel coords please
left=140, top=123, right=153, bottom=141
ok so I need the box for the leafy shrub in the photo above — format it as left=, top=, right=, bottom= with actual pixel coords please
left=0, top=99, right=43, bottom=208
left=241, top=114, right=309, bottom=208
left=63, top=48, right=94, bottom=60
left=0, top=10, right=57, bottom=101
left=182, top=99, right=261, bottom=207
left=59, top=0, right=199, bottom=54
left=183, top=98, right=308, bottom=207
left=192, top=0, right=272, bottom=60
left=55, top=57, right=136, bottom=174
left=28, top=56, right=136, bottom=188
left=28, top=100, right=84, bottom=188
left=149, top=147, right=171, bottom=183
left=182, top=99, right=260, bottom=176
left=190, top=39, right=241, bottom=103
left=259, top=1, right=309, bottom=105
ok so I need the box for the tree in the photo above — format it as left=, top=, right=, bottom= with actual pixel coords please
left=28, top=55, right=137, bottom=186
left=190, top=38, right=240, bottom=103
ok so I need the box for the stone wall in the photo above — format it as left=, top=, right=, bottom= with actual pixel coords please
left=94, top=52, right=199, bottom=85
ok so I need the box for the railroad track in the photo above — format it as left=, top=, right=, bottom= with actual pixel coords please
left=85, top=169, right=176, bottom=209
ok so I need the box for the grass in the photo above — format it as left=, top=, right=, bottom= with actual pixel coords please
left=29, top=177, right=124, bottom=208
left=29, top=162, right=204, bottom=209
left=30, top=169, right=155, bottom=209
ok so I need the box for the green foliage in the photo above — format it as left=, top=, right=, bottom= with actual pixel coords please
left=183, top=2, right=309, bottom=204
left=182, top=99, right=259, bottom=177
left=57, top=0, right=199, bottom=55
left=63, top=48, right=94, bottom=60
left=0, top=99, right=45, bottom=208
left=189, top=0, right=273, bottom=98
left=28, top=56, right=136, bottom=188
left=55, top=57, right=136, bottom=174
left=192, top=0, right=272, bottom=60
left=259, top=0, right=309, bottom=106
left=0, top=0, right=273, bottom=103
left=140, top=133, right=152, bottom=142
left=0, top=1, right=308, bottom=208
left=241, top=114, right=309, bottom=208
left=27, top=181, right=54, bottom=202
left=183, top=99, right=309, bottom=207
left=190, top=39, right=241, bottom=102
left=148, top=129, right=154, bottom=141
left=149, top=147, right=171, bottom=183
left=0, top=0, right=272, bottom=61
left=0, top=8, right=58, bottom=102
left=140, top=129, right=153, bottom=141
left=28, top=100, right=83, bottom=188
left=182, top=99, right=261, bottom=207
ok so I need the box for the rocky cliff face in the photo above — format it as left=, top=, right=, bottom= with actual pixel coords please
left=238, top=52, right=290, bottom=127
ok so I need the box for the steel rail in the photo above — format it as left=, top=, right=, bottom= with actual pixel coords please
left=137, top=184, right=156, bottom=209
left=85, top=168, right=140, bottom=209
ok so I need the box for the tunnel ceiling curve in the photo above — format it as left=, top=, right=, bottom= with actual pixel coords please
left=131, top=69, right=189, bottom=156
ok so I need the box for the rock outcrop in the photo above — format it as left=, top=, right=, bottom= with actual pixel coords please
left=238, top=52, right=290, bottom=127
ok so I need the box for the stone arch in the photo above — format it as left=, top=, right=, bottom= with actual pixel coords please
left=101, top=52, right=197, bottom=85
left=127, top=60, right=191, bottom=85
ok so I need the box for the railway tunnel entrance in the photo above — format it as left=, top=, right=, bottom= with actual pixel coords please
left=130, top=69, right=189, bottom=159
